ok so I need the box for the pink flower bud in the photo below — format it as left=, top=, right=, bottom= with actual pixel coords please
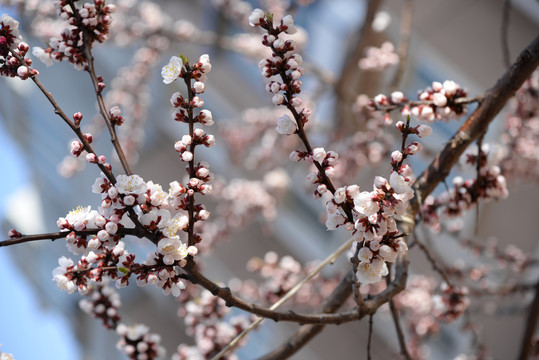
left=391, top=150, right=403, bottom=163
left=86, top=153, right=97, bottom=163
left=416, top=124, right=432, bottom=138
left=17, top=66, right=29, bottom=78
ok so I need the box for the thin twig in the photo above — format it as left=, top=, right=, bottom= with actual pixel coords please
left=387, top=267, right=412, bottom=360
left=413, top=35, right=539, bottom=208
left=257, top=255, right=409, bottom=359
left=211, top=237, right=356, bottom=360
left=66, top=0, right=132, bottom=176
left=8, top=48, right=117, bottom=184
left=0, top=227, right=143, bottom=248
left=367, top=314, right=374, bottom=360
left=413, top=233, right=453, bottom=286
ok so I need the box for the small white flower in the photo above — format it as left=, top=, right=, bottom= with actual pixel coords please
left=52, top=256, right=76, bottom=293
left=334, top=187, right=346, bottom=204
left=390, top=171, right=413, bottom=196
left=161, top=56, right=184, bottom=84
left=281, top=15, right=297, bottom=34
left=157, top=237, right=188, bottom=265
left=147, top=181, right=167, bottom=206
left=116, top=174, right=147, bottom=195
left=199, top=109, right=213, bottom=125
left=171, top=280, right=186, bottom=297
left=354, top=191, right=380, bottom=216
left=358, top=247, right=373, bottom=262
left=391, top=150, right=403, bottom=163
left=249, top=8, right=265, bottom=26
left=443, top=80, right=459, bottom=97
left=272, top=93, right=285, bottom=105
left=162, top=213, right=189, bottom=238
left=0, top=14, right=21, bottom=45
left=198, top=54, right=211, bottom=73
left=275, top=114, right=296, bottom=135
left=312, top=147, right=327, bottom=163
left=64, top=205, right=97, bottom=231
left=356, top=258, right=388, bottom=284
left=379, top=244, right=398, bottom=262
left=432, top=92, right=447, bottom=107
left=390, top=91, right=404, bottom=104
left=193, top=81, right=205, bottom=93
left=416, top=124, right=432, bottom=138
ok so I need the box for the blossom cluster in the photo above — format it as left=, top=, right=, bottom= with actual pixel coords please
left=358, top=41, right=399, bottom=71
left=173, top=289, right=251, bottom=360
left=238, top=251, right=338, bottom=306
left=422, top=145, right=509, bottom=233
left=249, top=9, right=312, bottom=135
left=116, top=323, right=166, bottom=360
left=250, top=10, right=428, bottom=285
left=500, top=69, right=539, bottom=181
left=33, top=0, right=116, bottom=70
left=0, top=14, right=35, bottom=79
left=79, top=283, right=121, bottom=329
left=372, top=80, right=469, bottom=122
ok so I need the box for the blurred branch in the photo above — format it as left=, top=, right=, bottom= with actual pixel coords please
left=518, top=280, right=539, bottom=360
left=212, top=237, right=356, bottom=359
left=502, top=0, right=512, bottom=68
left=413, top=35, right=539, bottom=207
left=390, top=0, right=413, bottom=90
left=255, top=34, right=539, bottom=359
left=256, top=255, right=409, bottom=359
left=386, top=265, right=411, bottom=360
left=388, top=298, right=411, bottom=360
left=335, top=0, right=384, bottom=129
left=367, top=314, right=374, bottom=360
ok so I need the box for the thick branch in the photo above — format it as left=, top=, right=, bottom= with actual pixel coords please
left=256, top=256, right=408, bottom=359
left=413, top=35, right=539, bottom=204
left=257, top=35, right=539, bottom=358
left=256, top=270, right=355, bottom=360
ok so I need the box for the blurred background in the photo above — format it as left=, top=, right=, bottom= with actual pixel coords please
left=1, top=0, right=538, bottom=359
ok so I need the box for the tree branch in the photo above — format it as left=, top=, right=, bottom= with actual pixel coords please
left=0, top=228, right=143, bottom=248
left=413, top=35, right=539, bottom=207
left=517, top=280, right=539, bottom=360
left=256, top=34, right=539, bottom=359
left=387, top=267, right=412, bottom=360
left=390, top=0, right=413, bottom=90
left=66, top=0, right=133, bottom=176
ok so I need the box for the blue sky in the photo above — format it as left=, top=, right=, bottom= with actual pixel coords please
left=0, top=116, right=79, bottom=358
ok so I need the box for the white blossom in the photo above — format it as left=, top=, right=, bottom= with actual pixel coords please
left=312, top=147, right=327, bottom=163
left=161, top=56, right=184, bottom=84
left=249, top=8, right=265, bottom=26
left=275, top=114, right=296, bottom=135
left=356, top=258, right=388, bottom=284
left=354, top=191, right=380, bottom=216
left=116, top=174, right=147, bottom=195
left=157, top=237, right=188, bottom=265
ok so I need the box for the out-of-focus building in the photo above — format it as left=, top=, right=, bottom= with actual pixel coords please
left=1, top=0, right=538, bottom=359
